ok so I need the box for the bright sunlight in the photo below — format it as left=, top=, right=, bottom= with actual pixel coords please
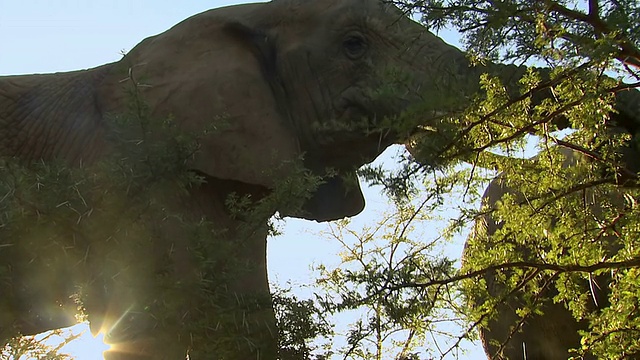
left=56, top=323, right=111, bottom=360
left=37, top=323, right=110, bottom=360
left=2, top=322, right=110, bottom=359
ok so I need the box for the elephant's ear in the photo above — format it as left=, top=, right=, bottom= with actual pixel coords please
left=100, top=12, right=302, bottom=189
left=221, top=22, right=290, bottom=120
left=222, top=23, right=278, bottom=78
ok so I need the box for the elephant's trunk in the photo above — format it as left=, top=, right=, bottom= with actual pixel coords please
left=405, top=31, right=530, bottom=119
left=403, top=27, right=640, bottom=167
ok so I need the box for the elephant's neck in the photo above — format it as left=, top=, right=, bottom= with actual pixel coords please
left=0, top=65, right=113, bottom=164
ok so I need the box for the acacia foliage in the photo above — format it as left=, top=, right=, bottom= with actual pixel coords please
left=0, top=79, right=326, bottom=359
left=311, top=0, right=640, bottom=359
left=3, top=1, right=640, bottom=359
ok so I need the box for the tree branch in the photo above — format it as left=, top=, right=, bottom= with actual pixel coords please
left=384, top=257, right=640, bottom=291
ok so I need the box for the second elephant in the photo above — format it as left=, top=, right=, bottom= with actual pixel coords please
left=464, top=147, right=632, bottom=359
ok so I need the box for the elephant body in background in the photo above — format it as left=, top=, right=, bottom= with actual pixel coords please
left=465, top=147, right=625, bottom=360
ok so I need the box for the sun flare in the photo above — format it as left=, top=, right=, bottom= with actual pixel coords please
left=42, top=323, right=111, bottom=360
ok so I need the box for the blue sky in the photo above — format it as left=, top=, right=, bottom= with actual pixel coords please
left=1, top=1, right=484, bottom=358
left=1, top=1, right=231, bottom=74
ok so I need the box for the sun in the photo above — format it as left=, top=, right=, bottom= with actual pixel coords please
left=41, top=322, right=111, bottom=360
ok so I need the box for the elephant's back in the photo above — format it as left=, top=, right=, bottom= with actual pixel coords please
left=0, top=65, right=113, bottom=163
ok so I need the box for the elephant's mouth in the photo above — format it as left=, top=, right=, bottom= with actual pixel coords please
left=337, top=100, right=372, bottom=123
left=334, top=88, right=374, bottom=125
left=308, top=91, right=387, bottom=152
left=311, top=99, right=398, bottom=168
left=329, top=86, right=408, bottom=144
left=270, top=87, right=406, bottom=222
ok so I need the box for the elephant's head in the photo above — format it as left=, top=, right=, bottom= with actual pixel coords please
left=98, top=0, right=457, bottom=221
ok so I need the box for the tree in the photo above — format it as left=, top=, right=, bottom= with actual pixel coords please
left=305, top=0, right=640, bottom=359
left=4, top=1, right=640, bottom=358
left=0, top=83, right=324, bottom=359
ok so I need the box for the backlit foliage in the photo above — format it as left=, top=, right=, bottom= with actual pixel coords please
left=311, top=0, right=640, bottom=359
left=3, top=1, right=640, bottom=359
left=0, top=78, right=324, bottom=359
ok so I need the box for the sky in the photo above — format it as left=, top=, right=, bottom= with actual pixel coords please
left=1, top=1, right=484, bottom=358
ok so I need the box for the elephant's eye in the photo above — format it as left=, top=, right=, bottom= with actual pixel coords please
left=343, top=34, right=367, bottom=60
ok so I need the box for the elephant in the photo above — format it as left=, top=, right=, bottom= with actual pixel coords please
left=0, top=0, right=455, bottom=358
left=463, top=146, right=630, bottom=360
left=1, top=0, right=640, bottom=359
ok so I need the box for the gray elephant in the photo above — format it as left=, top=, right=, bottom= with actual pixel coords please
left=1, top=0, right=639, bottom=359
left=464, top=147, right=629, bottom=359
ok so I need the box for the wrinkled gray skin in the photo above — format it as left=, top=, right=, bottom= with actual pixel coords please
left=466, top=147, right=623, bottom=360
left=1, top=0, right=639, bottom=359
